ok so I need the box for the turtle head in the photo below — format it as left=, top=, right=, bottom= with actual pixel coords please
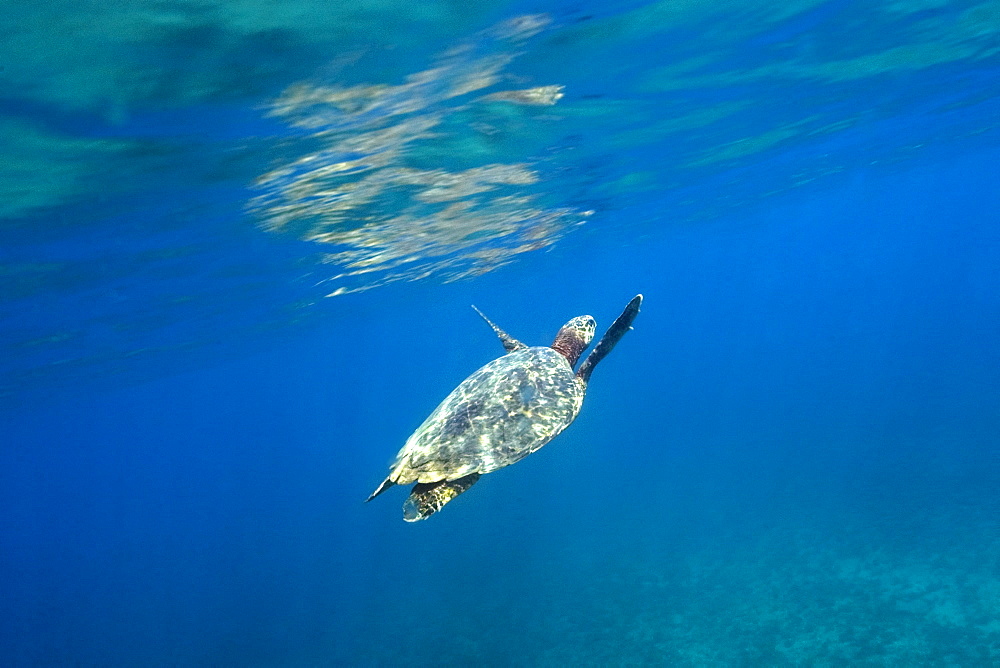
left=551, top=315, right=596, bottom=367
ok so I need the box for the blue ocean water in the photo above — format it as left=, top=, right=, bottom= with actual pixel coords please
left=2, top=2, right=999, bottom=665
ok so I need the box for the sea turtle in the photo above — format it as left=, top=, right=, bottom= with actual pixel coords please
left=367, top=294, right=642, bottom=521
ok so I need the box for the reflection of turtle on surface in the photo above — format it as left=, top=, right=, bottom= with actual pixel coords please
left=367, top=294, right=643, bottom=521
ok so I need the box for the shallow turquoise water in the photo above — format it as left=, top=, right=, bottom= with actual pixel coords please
left=2, top=2, right=999, bottom=665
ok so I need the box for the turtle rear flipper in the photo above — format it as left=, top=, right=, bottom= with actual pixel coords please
left=403, top=473, right=480, bottom=521
left=366, top=477, right=396, bottom=502
left=576, top=294, right=642, bottom=384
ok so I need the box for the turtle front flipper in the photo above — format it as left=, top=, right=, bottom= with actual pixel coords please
left=471, top=305, right=526, bottom=353
left=403, top=473, right=480, bottom=521
left=576, top=294, right=642, bottom=383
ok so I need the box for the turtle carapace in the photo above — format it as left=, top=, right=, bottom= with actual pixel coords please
left=367, top=294, right=642, bottom=521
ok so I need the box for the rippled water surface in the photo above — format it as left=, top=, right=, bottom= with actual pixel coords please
left=3, top=0, right=998, bottom=394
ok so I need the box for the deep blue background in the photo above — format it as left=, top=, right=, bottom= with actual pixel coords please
left=3, top=1, right=1000, bottom=664
left=3, top=145, right=998, bottom=664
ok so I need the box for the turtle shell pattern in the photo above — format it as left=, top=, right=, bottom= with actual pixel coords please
left=387, top=346, right=585, bottom=485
